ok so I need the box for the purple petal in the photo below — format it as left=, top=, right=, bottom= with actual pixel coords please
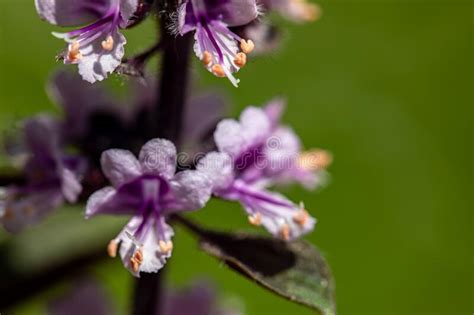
left=48, top=279, right=114, bottom=315
left=167, top=170, right=212, bottom=211
left=23, top=115, right=60, bottom=156
left=240, top=106, right=271, bottom=146
left=197, top=152, right=234, bottom=191
left=100, top=149, right=141, bottom=187
left=139, top=139, right=177, bottom=180
left=263, top=98, right=286, bottom=129
left=214, top=119, right=246, bottom=158
left=35, top=0, right=110, bottom=27
left=263, top=126, right=301, bottom=175
left=119, top=0, right=139, bottom=26
left=85, top=186, right=140, bottom=218
left=1, top=189, right=64, bottom=233
left=182, top=0, right=259, bottom=28
left=60, top=168, right=82, bottom=203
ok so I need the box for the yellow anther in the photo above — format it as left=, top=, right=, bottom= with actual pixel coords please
left=298, top=149, right=332, bottom=171
left=211, top=64, right=226, bottom=77
left=107, top=240, right=118, bottom=258
left=248, top=212, right=262, bottom=226
left=130, top=248, right=143, bottom=272
left=280, top=223, right=290, bottom=241
left=101, top=35, right=114, bottom=51
left=202, top=51, right=212, bottom=66
left=240, top=39, right=255, bottom=54
left=159, top=240, right=173, bottom=254
left=293, top=208, right=309, bottom=226
left=234, top=52, right=247, bottom=68
left=67, top=41, right=82, bottom=62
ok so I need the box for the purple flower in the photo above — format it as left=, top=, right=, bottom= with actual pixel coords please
left=259, top=0, right=321, bottom=23
left=48, top=279, right=114, bottom=315
left=197, top=100, right=331, bottom=240
left=49, top=279, right=241, bottom=315
left=35, top=0, right=140, bottom=83
left=1, top=116, right=83, bottom=233
left=177, top=0, right=260, bottom=87
left=86, top=138, right=212, bottom=276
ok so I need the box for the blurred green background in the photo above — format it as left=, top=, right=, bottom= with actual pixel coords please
left=0, top=0, right=472, bottom=314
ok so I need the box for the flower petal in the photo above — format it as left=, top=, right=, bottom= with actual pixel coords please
left=240, top=106, right=271, bottom=146
left=182, top=0, right=259, bottom=28
left=85, top=186, right=141, bottom=218
left=117, top=216, right=174, bottom=276
left=119, top=0, right=139, bottom=26
left=60, top=168, right=82, bottom=203
left=264, top=98, right=286, bottom=128
left=167, top=170, right=212, bottom=211
left=263, top=126, right=301, bottom=175
left=23, top=115, right=60, bottom=155
left=197, top=152, right=234, bottom=191
left=214, top=119, right=246, bottom=158
left=35, top=0, right=110, bottom=27
left=74, top=31, right=126, bottom=83
left=101, top=149, right=141, bottom=187
left=1, top=189, right=64, bottom=233
left=139, top=138, right=177, bottom=180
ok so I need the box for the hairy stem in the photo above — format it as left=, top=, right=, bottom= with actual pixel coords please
left=132, top=1, right=193, bottom=314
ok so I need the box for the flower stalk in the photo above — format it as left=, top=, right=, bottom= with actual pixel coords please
left=133, top=1, right=193, bottom=314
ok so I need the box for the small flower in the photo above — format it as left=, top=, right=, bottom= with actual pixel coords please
left=260, top=0, right=322, bottom=23
left=1, top=116, right=83, bottom=233
left=86, top=138, right=212, bottom=276
left=177, top=0, right=260, bottom=87
left=198, top=100, right=331, bottom=240
left=35, top=0, right=140, bottom=83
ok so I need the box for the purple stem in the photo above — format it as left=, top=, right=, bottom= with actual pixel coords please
left=132, top=1, right=193, bottom=314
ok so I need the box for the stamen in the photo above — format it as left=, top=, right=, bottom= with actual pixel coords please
left=280, top=223, right=291, bottom=241
left=240, top=39, right=255, bottom=54
left=130, top=248, right=143, bottom=273
left=159, top=240, right=173, bottom=254
left=234, top=52, right=247, bottom=68
left=107, top=240, right=118, bottom=258
left=293, top=202, right=309, bottom=226
left=101, top=35, right=114, bottom=51
left=202, top=51, right=212, bottom=66
left=211, top=64, right=226, bottom=77
left=248, top=212, right=262, bottom=226
left=67, top=41, right=82, bottom=62
left=298, top=149, right=333, bottom=171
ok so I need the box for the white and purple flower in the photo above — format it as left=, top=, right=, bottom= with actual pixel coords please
left=177, top=0, right=260, bottom=87
left=198, top=99, right=331, bottom=240
left=1, top=116, right=83, bottom=233
left=35, top=0, right=140, bottom=83
left=86, top=138, right=212, bottom=276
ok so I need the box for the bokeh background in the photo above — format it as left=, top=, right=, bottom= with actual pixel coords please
left=0, top=0, right=472, bottom=314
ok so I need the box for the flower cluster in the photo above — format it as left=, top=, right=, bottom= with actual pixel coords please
left=197, top=100, right=331, bottom=241
left=35, top=0, right=320, bottom=86
left=3, top=0, right=329, bottom=281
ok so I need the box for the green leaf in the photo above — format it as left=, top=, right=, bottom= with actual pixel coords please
left=198, top=230, right=336, bottom=315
